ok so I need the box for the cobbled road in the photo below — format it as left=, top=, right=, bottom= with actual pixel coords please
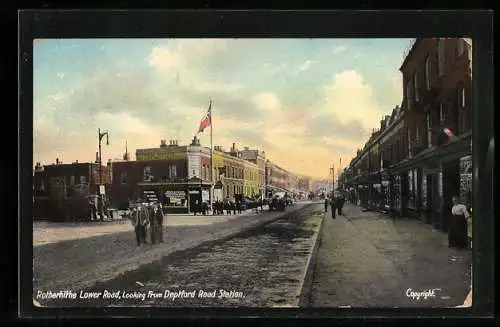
left=36, top=203, right=324, bottom=308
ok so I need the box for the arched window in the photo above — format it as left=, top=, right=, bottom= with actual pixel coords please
left=425, top=55, right=431, bottom=89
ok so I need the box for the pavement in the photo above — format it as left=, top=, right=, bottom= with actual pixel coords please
left=33, top=206, right=269, bottom=246
left=308, top=204, right=472, bottom=308
left=33, top=202, right=311, bottom=293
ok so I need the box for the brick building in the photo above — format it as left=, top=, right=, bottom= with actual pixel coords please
left=33, top=159, right=111, bottom=221
left=344, top=37, right=472, bottom=232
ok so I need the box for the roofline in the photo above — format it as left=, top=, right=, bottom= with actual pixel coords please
left=399, top=38, right=422, bottom=72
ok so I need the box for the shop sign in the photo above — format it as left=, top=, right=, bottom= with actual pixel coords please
left=143, top=190, right=158, bottom=202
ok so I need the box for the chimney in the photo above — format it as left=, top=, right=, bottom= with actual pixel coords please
left=244, top=146, right=249, bottom=150
left=160, top=140, right=167, bottom=147
left=232, top=143, right=236, bottom=152
left=107, top=159, right=112, bottom=166
left=95, top=152, right=99, bottom=163
left=56, top=158, right=60, bottom=165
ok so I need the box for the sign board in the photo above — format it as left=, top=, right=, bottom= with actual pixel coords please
left=143, top=190, right=158, bottom=203
left=164, top=190, right=185, bottom=198
left=188, top=190, right=199, bottom=194
left=99, top=185, right=106, bottom=195
left=136, top=151, right=186, bottom=161
left=202, top=190, right=209, bottom=202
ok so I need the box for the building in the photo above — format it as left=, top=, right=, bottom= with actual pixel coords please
left=239, top=147, right=266, bottom=197
left=111, top=139, right=262, bottom=212
left=265, top=160, right=289, bottom=194
left=33, top=159, right=111, bottom=221
left=344, top=37, right=472, bottom=232
left=297, top=176, right=312, bottom=193
left=110, top=137, right=211, bottom=213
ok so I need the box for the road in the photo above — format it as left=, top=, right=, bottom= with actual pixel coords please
left=34, top=203, right=324, bottom=307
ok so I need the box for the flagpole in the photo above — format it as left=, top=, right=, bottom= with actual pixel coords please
left=209, top=99, right=214, bottom=214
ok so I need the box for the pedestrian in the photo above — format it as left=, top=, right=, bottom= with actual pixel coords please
left=232, top=200, right=237, bottom=215
left=131, top=206, right=142, bottom=246
left=449, top=196, right=469, bottom=249
left=225, top=200, right=231, bottom=215
left=202, top=201, right=207, bottom=215
left=330, top=196, right=337, bottom=219
left=324, top=197, right=329, bottom=213
left=236, top=200, right=242, bottom=214
left=148, top=203, right=156, bottom=244
left=194, top=199, right=199, bottom=216
left=139, top=203, right=149, bottom=244
left=337, top=193, right=345, bottom=216
left=88, top=196, right=97, bottom=221
left=155, top=202, right=164, bottom=243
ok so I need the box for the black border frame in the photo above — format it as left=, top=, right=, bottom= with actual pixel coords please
left=18, top=9, right=494, bottom=320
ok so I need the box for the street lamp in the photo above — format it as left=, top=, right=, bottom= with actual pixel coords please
left=98, top=128, right=109, bottom=191
left=330, top=165, right=335, bottom=197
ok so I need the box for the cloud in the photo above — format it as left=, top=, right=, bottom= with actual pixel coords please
left=297, top=60, right=317, bottom=72
left=304, top=114, right=369, bottom=143
left=56, top=72, right=65, bottom=79
left=253, top=92, right=281, bottom=112
left=320, top=70, right=384, bottom=128
left=333, top=45, right=347, bottom=54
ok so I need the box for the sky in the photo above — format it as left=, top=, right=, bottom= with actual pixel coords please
left=34, top=38, right=413, bottom=180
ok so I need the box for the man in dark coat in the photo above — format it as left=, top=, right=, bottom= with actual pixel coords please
left=330, top=196, right=337, bottom=219
left=337, top=193, right=345, bottom=216
left=324, top=197, right=329, bottom=213
left=155, top=203, right=164, bottom=243
left=148, top=204, right=156, bottom=244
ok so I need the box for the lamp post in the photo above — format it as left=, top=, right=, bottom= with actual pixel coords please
left=330, top=165, right=335, bottom=197
left=97, top=128, right=109, bottom=192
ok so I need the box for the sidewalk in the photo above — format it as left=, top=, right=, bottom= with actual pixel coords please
left=33, top=207, right=267, bottom=246
left=33, top=203, right=310, bottom=292
left=308, top=204, right=472, bottom=308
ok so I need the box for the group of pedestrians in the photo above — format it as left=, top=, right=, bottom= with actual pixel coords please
left=324, top=193, right=346, bottom=219
left=130, top=200, right=165, bottom=247
left=212, top=199, right=243, bottom=215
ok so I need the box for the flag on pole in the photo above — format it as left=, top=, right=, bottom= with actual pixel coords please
left=197, top=100, right=212, bottom=134
left=443, top=127, right=455, bottom=139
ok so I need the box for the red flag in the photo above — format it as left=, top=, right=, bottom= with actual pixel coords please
left=197, top=100, right=212, bottom=134
left=443, top=127, right=455, bottom=139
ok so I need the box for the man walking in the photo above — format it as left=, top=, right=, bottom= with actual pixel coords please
left=148, top=203, right=156, bottom=244
left=155, top=202, right=164, bottom=243
left=324, top=197, right=329, bottom=213
left=330, top=196, right=337, bottom=219
left=337, top=193, right=345, bottom=216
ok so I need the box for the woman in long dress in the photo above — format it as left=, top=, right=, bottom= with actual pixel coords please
left=449, top=196, right=469, bottom=248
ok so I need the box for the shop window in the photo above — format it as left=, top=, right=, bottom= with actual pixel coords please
left=80, top=176, right=87, bottom=184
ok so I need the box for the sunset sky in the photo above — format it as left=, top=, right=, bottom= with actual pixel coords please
left=34, top=38, right=412, bottom=179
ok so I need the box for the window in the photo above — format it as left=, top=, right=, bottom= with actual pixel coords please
left=425, top=55, right=431, bottom=90
left=168, top=165, right=177, bottom=179
left=457, top=38, right=465, bottom=57
left=438, top=38, right=445, bottom=76
left=415, top=124, right=420, bottom=144
left=406, top=80, right=413, bottom=110
left=80, top=176, right=87, bottom=184
left=70, top=175, right=75, bottom=185
left=413, top=71, right=419, bottom=103
left=426, top=112, right=432, bottom=148
left=408, top=128, right=412, bottom=157
left=459, top=87, right=465, bottom=108
left=144, top=166, right=153, bottom=181
left=439, top=103, right=447, bottom=125
left=120, top=172, right=127, bottom=184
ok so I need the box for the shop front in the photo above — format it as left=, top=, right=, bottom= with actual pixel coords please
left=136, top=178, right=212, bottom=214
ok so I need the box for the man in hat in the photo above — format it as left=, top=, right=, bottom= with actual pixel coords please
left=155, top=202, right=165, bottom=243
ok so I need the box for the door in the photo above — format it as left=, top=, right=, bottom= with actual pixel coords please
left=189, top=193, right=201, bottom=213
